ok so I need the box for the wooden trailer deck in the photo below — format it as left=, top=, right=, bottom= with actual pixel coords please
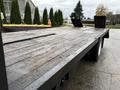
left=2, top=27, right=109, bottom=90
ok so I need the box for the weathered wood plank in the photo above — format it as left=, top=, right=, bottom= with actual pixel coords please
left=8, top=37, right=91, bottom=90
left=6, top=33, right=86, bottom=74
left=5, top=30, right=85, bottom=66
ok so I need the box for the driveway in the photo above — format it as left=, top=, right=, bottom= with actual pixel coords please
left=63, top=29, right=120, bottom=90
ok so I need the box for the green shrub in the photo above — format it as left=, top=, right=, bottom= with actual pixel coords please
left=54, top=11, right=59, bottom=26
left=49, top=8, right=54, bottom=26
left=24, top=2, right=32, bottom=24
left=58, top=10, right=63, bottom=25
left=54, top=10, right=64, bottom=26
left=43, top=8, right=48, bottom=25
left=33, top=7, right=40, bottom=24
left=10, top=0, right=21, bottom=24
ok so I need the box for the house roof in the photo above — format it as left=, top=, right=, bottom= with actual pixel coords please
left=29, top=0, right=36, bottom=7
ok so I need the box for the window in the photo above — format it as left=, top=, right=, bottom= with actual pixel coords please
left=4, top=1, right=11, bottom=16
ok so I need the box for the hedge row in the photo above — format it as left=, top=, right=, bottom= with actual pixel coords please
left=9, top=0, right=64, bottom=26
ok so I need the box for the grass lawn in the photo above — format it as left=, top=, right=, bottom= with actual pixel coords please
left=63, top=23, right=94, bottom=27
left=83, top=24, right=94, bottom=27
left=107, top=24, right=120, bottom=29
left=63, top=23, right=73, bottom=27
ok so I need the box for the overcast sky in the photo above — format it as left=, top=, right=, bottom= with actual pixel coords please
left=31, top=0, right=120, bottom=19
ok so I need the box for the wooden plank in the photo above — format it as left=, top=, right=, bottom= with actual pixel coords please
left=24, top=39, right=97, bottom=90
left=2, top=28, right=57, bottom=44
left=3, top=33, right=55, bottom=45
left=8, top=37, right=91, bottom=90
left=5, top=30, right=85, bottom=66
left=2, top=27, right=92, bottom=42
left=7, top=35, right=92, bottom=89
left=6, top=33, right=86, bottom=72
left=4, top=35, right=57, bottom=53
left=5, top=35, right=68, bottom=66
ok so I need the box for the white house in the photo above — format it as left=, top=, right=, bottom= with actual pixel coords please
left=3, top=0, right=36, bottom=23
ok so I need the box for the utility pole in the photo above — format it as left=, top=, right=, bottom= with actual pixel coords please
left=0, top=9, right=8, bottom=90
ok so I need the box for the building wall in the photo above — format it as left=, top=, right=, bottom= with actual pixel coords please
left=3, top=0, right=35, bottom=23
left=3, top=0, right=11, bottom=22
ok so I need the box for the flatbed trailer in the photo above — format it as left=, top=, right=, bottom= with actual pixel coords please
left=0, top=27, right=109, bottom=90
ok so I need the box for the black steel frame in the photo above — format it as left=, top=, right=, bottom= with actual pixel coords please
left=0, top=32, right=8, bottom=90
left=0, top=10, right=8, bottom=90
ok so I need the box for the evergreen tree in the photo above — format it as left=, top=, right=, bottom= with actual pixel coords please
left=10, top=0, right=21, bottom=24
left=57, top=10, right=61, bottom=26
left=33, top=7, right=40, bottom=24
left=54, top=10, right=59, bottom=26
left=49, top=8, right=54, bottom=26
left=0, top=0, right=6, bottom=23
left=60, top=10, right=64, bottom=25
left=58, top=10, right=63, bottom=25
left=24, top=2, right=32, bottom=24
left=43, top=8, right=48, bottom=25
left=74, top=0, right=83, bottom=19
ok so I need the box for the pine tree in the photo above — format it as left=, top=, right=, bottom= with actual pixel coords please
left=74, top=0, right=83, bottom=19
left=10, top=0, right=21, bottom=24
left=0, top=0, right=6, bottom=23
left=49, top=8, right=54, bottom=26
left=33, top=7, right=40, bottom=24
left=43, top=8, right=48, bottom=25
left=24, top=2, right=32, bottom=24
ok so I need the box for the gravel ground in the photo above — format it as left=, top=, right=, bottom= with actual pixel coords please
left=63, top=29, right=120, bottom=90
